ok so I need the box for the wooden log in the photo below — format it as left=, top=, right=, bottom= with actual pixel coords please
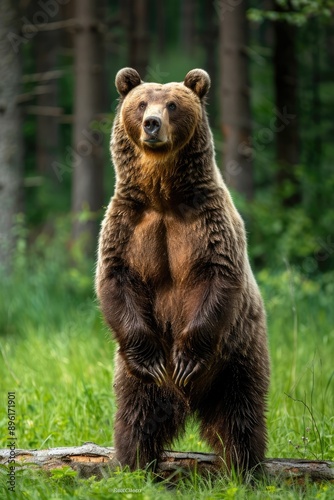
left=1, top=444, right=333, bottom=483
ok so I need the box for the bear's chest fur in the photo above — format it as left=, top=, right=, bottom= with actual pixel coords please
left=127, top=209, right=198, bottom=285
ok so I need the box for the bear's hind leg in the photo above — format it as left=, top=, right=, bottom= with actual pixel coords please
left=197, top=363, right=268, bottom=475
left=114, top=375, right=187, bottom=471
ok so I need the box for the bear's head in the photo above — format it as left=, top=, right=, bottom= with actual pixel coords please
left=115, top=68, right=210, bottom=155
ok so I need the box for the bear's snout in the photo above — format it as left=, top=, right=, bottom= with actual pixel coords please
left=143, top=116, right=161, bottom=138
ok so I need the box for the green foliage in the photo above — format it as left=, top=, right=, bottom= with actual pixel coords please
left=0, top=216, right=94, bottom=338
left=49, top=467, right=78, bottom=481
left=235, top=182, right=334, bottom=272
left=0, top=472, right=332, bottom=500
left=248, top=1, right=334, bottom=25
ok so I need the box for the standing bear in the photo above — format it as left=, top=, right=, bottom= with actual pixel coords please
left=96, top=68, right=270, bottom=474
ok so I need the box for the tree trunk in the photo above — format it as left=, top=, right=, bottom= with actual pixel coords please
left=219, top=0, right=253, bottom=200
left=1, top=444, right=334, bottom=483
left=71, top=0, right=105, bottom=254
left=273, top=3, right=300, bottom=206
left=310, top=17, right=322, bottom=170
left=202, top=0, right=219, bottom=125
left=180, top=0, right=196, bottom=57
left=0, top=0, right=24, bottom=273
left=156, top=0, right=166, bottom=56
left=128, top=0, right=149, bottom=78
left=60, top=0, right=75, bottom=53
left=34, top=16, right=60, bottom=182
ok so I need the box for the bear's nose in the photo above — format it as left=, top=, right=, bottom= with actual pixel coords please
left=143, top=116, right=161, bottom=137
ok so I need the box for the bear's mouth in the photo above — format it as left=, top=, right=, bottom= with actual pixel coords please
left=143, top=138, right=166, bottom=148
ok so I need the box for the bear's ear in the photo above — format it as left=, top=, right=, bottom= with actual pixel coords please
left=115, top=68, right=142, bottom=97
left=184, top=69, right=210, bottom=99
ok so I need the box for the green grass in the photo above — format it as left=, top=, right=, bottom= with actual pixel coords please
left=0, top=234, right=333, bottom=498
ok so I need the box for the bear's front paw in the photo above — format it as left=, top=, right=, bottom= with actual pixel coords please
left=125, top=348, right=167, bottom=386
left=172, top=350, right=204, bottom=388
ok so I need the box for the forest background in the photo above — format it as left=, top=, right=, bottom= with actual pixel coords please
left=1, top=0, right=334, bottom=272
left=0, top=0, right=334, bottom=498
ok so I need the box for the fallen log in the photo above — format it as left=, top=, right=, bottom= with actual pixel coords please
left=1, top=443, right=333, bottom=483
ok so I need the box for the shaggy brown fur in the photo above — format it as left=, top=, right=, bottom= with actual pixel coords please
left=96, top=67, right=270, bottom=474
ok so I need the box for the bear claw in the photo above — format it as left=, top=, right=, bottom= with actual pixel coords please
left=150, top=360, right=167, bottom=386
left=173, top=357, right=203, bottom=387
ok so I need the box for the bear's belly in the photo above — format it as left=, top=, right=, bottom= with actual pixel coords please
left=126, top=210, right=196, bottom=324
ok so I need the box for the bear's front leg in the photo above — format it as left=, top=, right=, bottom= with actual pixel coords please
left=120, top=330, right=167, bottom=386
left=172, top=321, right=218, bottom=387
left=97, top=260, right=168, bottom=385
left=172, top=267, right=241, bottom=387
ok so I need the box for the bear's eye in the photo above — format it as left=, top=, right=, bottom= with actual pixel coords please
left=138, top=101, right=147, bottom=111
left=167, top=102, right=177, bottom=111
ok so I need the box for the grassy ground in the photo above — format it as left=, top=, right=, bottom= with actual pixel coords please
left=0, top=237, right=333, bottom=499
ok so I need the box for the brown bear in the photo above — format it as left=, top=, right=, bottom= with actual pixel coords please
left=95, top=67, right=270, bottom=475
